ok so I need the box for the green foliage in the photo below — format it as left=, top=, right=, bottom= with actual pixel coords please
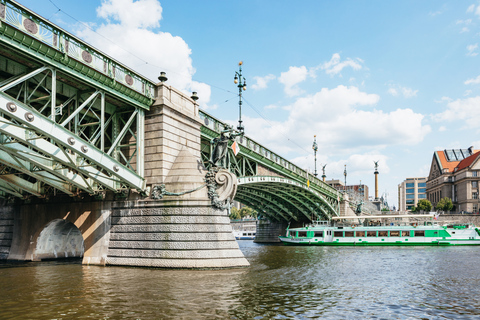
left=415, top=199, right=432, bottom=212
left=436, top=197, right=453, bottom=212
left=229, top=207, right=240, bottom=220
left=229, top=206, right=258, bottom=220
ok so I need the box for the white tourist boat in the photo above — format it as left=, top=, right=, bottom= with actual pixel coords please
left=233, top=229, right=256, bottom=240
left=279, top=214, right=480, bottom=246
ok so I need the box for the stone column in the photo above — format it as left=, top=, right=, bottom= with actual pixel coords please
left=105, top=83, right=249, bottom=268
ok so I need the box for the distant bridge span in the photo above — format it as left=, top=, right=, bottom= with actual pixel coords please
left=200, top=112, right=343, bottom=221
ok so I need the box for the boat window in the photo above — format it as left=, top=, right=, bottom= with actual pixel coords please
left=289, top=231, right=296, bottom=237
left=414, top=231, right=425, bottom=237
left=389, top=231, right=400, bottom=236
left=355, top=231, right=366, bottom=237
left=367, top=231, right=377, bottom=237
left=334, top=231, right=343, bottom=237
left=402, top=231, right=410, bottom=237
left=314, top=231, right=323, bottom=237
left=378, top=231, right=388, bottom=237
left=344, top=231, right=354, bottom=237
left=298, top=231, right=307, bottom=237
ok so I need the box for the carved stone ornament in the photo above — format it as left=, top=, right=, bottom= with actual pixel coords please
left=205, top=168, right=237, bottom=211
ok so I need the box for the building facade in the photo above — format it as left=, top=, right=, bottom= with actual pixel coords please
left=398, top=177, right=427, bottom=211
left=325, top=179, right=369, bottom=201
left=426, top=148, right=480, bottom=213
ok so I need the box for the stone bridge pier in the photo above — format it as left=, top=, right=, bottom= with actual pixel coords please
left=0, top=83, right=249, bottom=269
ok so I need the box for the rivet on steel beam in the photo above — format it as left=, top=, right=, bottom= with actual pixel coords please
left=25, top=112, right=34, bottom=122
left=113, top=165, right=119, bottom=172
left=67, top=137, right=75, bottom=146
left=6, top=102, right=17, bottom=112
left=81, top=145, right=88, bottom=153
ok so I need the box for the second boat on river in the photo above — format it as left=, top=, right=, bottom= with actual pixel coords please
left=279, top=216, right=480, bottom=246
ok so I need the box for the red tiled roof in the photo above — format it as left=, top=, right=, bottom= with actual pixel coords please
left=436, top=151, right=459, bottom=172
left=456, top=151, right=480, bottom=171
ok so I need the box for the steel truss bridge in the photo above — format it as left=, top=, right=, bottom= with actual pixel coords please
left=0, top=0, right=342, bottom=221
left=200, top=112, right=342, bottom=222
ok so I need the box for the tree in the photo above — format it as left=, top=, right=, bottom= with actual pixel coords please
left=436, top=197, right=453, bottom=212
left=239, top=206, right=258, bottom=219
left=229, top=207, right=241, bottom=220
left=415, top=199, right=432, bottom=212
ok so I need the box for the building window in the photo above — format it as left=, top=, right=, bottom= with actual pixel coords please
left=418, top=182, right=426, bottom=187
left=406, top=194, right=415, bottom=199
left=418, top=194, right=426, bottom=199
left=473, top=171, right=478, bottom=177
left=406, top=188, right=415, bottom=194
left=473, top=181, right=478, bottom=188
left=406, top=183, right=414, bottom=188
left=474, top=204, right=478, bottom=213
left=473, top=192, right=478, bottom=200
left=406, top=200, right=414, bottom=204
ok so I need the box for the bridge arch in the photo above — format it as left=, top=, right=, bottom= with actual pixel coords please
left=32, top=219, right=84, bottom=260
left=235, top=176, right=339, bottom=222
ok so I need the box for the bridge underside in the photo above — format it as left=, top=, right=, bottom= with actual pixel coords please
left=236, top=176, right=338, bottom=222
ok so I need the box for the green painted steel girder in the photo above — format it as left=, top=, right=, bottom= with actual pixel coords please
left=244, top=184, right=324, bottom=221
left=233, top=192, right=282, bottom=222
left=236, top=188, right=297, bottom=221
left=0, top=0, right=155, bottom=110
left=0, top=92, right=145, bottom=192
left=236, top=176, right=339, bottom=222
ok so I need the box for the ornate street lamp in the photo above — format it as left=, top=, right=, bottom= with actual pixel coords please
left=234, top=61, right=247, bottom=133
left=312, top=135, right=318, bottom=177
left=344, top=164, right=347, bottom=193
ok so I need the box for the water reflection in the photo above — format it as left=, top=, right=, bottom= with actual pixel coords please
left=1, top=243, right=480, bottom=319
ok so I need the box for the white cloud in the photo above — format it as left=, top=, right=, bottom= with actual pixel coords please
left=96, top=0, right=162, bottom=29
left=467, top=4, right=475, bottom=13
left=388, top=88, right=398, bottom=96
left=465, top=75, right=480, bottom=84
left=467, top=44, right=478, bottom=56
left=251, top=74, right=275, bottom=91
left=320, top=53, right=363, bottom=76
left=439, top=126, right=446, bottom=132
left=387, top=85, right=418, bottom=98
left=75, top=0, right=211, bottom=105
left=401, top=87, right=418, bottom=98
left=244, top=86, right=430, bottom=158
left=433, top=96, right=480, bottom=128
left=278, top=66, right=308, bottom=97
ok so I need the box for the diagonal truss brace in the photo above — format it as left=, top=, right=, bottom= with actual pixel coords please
left=0, top=93, right=145, bottom=192
left=0, top=116, right=119, bottom=192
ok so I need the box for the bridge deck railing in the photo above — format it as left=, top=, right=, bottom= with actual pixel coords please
left=0, top=0, right=155, bottom=106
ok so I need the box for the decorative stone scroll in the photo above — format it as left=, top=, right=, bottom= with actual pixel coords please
left=205, top=167, right=237, bottom=211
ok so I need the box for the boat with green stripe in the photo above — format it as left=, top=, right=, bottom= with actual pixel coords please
left=279, top=215, right=480, bottom=246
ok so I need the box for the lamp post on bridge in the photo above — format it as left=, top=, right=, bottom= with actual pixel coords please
left=312, top=135, right=318, bottom=177
left=344, top=164, right=347, bottom=193
left=234, top=61, right=247, bottom=134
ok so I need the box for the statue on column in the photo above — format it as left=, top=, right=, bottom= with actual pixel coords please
left=210, top=124, right=243, bottom=169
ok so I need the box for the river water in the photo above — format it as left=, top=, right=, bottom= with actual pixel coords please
left=1, top=241, right=480, bottom=319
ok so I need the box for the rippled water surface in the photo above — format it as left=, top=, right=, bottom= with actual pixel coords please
left=2, top=242, right=480, bottom=319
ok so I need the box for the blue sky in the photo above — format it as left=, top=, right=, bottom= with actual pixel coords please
left=15, top=0, right=480, bottom=208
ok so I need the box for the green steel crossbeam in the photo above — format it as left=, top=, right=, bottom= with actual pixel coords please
left=236, top=187, right=298, bottom=221
left=234, top=192, right=284, bottom=221
left=237, top=176, right=338, bottom=219
left=0, top=0, right=155, bottom=110
left=245, top=184, right=323, bottom=221
left=0, top=93, right=145, bottom=192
